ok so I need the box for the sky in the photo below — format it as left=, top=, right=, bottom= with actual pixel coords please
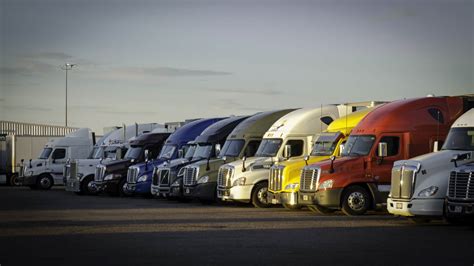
left=0, top=0, right=473, bottom=133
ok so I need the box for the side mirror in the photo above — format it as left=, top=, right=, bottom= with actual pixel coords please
left=215, top=144, right=221, bottom=157
left=242, top=156, right=247, bottom=172
left=116, top=147, right=123, bottom=160
left=378, top=142, right=388, bottom=158
left=283, top=144, right=292, bottom=159
left=178, top=149, right=184, bottom=158
left=329, top=155, right=336, bottom=173
left=433, top=140, right=439, bottom=152
left=304, top=155, right=310, bottom=166
left=144, top=149, right=150, bottom=162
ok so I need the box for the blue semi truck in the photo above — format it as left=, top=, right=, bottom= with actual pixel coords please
left=124, top=118, right=225, bottom=196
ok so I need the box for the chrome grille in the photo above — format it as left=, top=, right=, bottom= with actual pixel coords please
left=269, top=165, right=284, bottom=191
left=183, top=167, right=198, bottom=186
left=217, top=166, right=234, bottom=188
left=300, top=167, right=319, bottom=191
left=95, top=165, right=106, bottom=182
left=390, top=165, right=416, bottom=199
left=127, top=167, right=139, bottom=183
left=448, top=171, right=473, bottom=199
left=64, top=165, right=71, bottom=180
left=157, top=168, right=170, bottom=186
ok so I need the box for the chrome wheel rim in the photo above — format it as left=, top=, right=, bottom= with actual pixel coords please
left=40, top=177, right=51, bottom=188
left=257, top=187, right=268, bottom=204
left=347, top=191, right=365, bottom=211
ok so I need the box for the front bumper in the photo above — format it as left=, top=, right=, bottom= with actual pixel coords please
left=445, top=199, right=474, bottom=218
left=20, top=175, right=38, bottom=186
left=299, top=188, right=342, bottom=208
left=387, top=197, right=444, bottom=217
left=217, top=184, right=253, bottom=202
left=93, top=179, right=120, bottom=194
left=267, top=191, right=299, bottom=206
left=184, top=182, right=217, bottom=201
left=126, top=180, right=151, bottom=195
left=65, top=179, right=81, bottom=192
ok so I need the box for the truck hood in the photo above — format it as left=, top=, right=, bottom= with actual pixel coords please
left=158, top=157, right=203, bottom=170
left=312, top=156, right=366, bottom=174
left=75, top=158, right=102, bottom=168
left=102, top=159, right=134, bottom=172
left=395, top=150, right=474, bottom=198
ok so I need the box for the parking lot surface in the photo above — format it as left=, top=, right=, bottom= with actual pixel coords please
left=0, top=187, right=473, bottom=266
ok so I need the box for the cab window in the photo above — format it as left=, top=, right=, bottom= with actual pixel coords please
left=51, top=148, right=66, bottom=160
left=286, top=140, right=304, bottom=157
left=378, top=136, right=400, bottom=157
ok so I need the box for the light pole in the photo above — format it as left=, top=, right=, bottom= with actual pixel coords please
left=61, top=63, right=75, bottom=127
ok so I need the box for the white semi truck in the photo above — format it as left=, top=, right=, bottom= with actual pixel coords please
left=65, top=123, right=163, bottom=195
left=218, top=103, right=374, bottom=208
left=19, top=128, right=96, bottom=190
left=387, top=108, right=474, bottom=222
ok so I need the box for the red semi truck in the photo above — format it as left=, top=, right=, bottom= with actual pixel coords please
left=298, top=96, right=474, bottom=215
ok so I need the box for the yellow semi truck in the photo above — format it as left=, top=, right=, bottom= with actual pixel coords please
left=267, top=107, right=376, bottom=210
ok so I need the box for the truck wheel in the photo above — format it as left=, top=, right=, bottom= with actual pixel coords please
left=118, top=179, right=129, bottom=197
left=10, top=174, right=21, bottom=186
left=282, top=203, right=302, bottom=210
left=341, top=185, right=371, bottom=216
left=251, top=182, right=271, bottom=208
left=409, top=217, right=431, bottom=224
left=82, top=176, right=96, bottom=195
left=308, top=204, right=336, bottom=214
left=37, top=174, right=53, bottom=190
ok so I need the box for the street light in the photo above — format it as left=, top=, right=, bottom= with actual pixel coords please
left=61, top=63, right=76, bottom=127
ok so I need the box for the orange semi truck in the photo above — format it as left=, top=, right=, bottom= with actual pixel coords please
left=298, top=96, right=474, bottom=215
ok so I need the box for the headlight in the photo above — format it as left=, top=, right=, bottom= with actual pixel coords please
left=197, top=176, right=209, bottom=184
left=177, top=168, right=185, bottom=177
left=418, top=186, right=438, bottom=197
left=77, top=173, right=84, bottom=179
left=232, top=177, right=246, bottom=186
left=319, top=179, right=333, bottom=190
left=284, top=183, right=299, bottom=190
left=104, top=174, right=119, bottom=181
left=138, top=175, right=148, bottom=182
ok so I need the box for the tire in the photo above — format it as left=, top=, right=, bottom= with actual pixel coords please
left=341, top=185, right=371, bottom=216
left=36, top=174, right=54, bottom=190
left=82, top=176, right=96, bottom=195
left=118, top=178, right=129, bottom=197
left=308, top=204, right=336, bottom=214
left=409, top=217, right=431, bottom=224
left=10, top=174, right=21, bottom=186
left=282, top=203, right=302, bottom=210
left=251, top=182, right=271, bottom=208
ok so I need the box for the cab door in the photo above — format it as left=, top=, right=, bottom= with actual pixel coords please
left=369, top=134, right=404, bottom=201
left=50, top=147, right=68, bottom=183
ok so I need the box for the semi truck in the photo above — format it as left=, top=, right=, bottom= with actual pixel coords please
left=298, top=96, right=473, bottom=216
left=218, top=105, right=362, bottom=208
left=65, top=123, right=162, bottom=195
left=446, top=162, right=474, bottom=222
left=19, top=128, right=96, bottom=190
left=387, top=108, right=474, bottom=222
left=163, top=116, right=249, bottom=201
left=150, top=118, right=226, bottom=198
left=0, top=135, right=58, bottom=186
left=93, top=130, right=171, bottom=196
left=125, top=118, right=224, bottom=196
left=267, top=107, right=376, bottom=210
left=182, top=109, right=295, bottom=203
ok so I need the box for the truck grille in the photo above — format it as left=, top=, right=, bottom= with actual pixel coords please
left=156, top=168, right=170, bottom=186
left=95, top=165, right=106, bottom=182
left=183, top=167, right=198, bottom=186
left=300, top=167, right=319, bottom=192
left=269, top=165, right=284, bottom=191
left=217, top=166, right=234, bottom=188
left=448, top=171, right=473, bottom=199
left=390, top=165, right=416, bottom=199
left=127, top=167, right=139, bottom=184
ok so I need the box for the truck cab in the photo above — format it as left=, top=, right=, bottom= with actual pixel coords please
left=65, top=123, right=161, bottom=195
left=387, top=108, right=474, bottom=222
left=171, top=116, right=249, bottom=200
left=267, top=107, right=376, bottom=210
left=218, top=105, right=357, bottom=208
left=125, top=118, right=224, bottom=196
left=92, top=131, right=171, bottom=196
left=20, top=128, right=95, bottom=190
left=182, top=109, right=295, bottom=203
left=299, top=96, right=471, bottom=216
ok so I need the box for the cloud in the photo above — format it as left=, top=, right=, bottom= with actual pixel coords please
left=113, top=66, right=232, bottom=77
left=204, top=88, right=282, bottom=95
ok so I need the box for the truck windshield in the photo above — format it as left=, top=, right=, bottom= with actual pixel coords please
left=38, top=148, right=53, bottom=159
left=255, top=139, right=283, bottom=157
left=158, top=144, right=176, bottom=159
left=184, top=144, right=197, bottom=160
left=90, top=146, right=104, bottom=159
left=192, top=143, right=213, bottom=160
left=341, top=135, right=375, bottom=157
left=219, top=140, right=245, bottom=158
left=124, top=146, right=143, bottom=160
left=311, top=132, right=343, bottom=156
left=442, top=127, right=474, bottom=151
left=104, top=146, right=119, bottom=159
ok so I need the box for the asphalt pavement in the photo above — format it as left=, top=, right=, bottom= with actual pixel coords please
left=0, top=186, right=473, bottom=266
